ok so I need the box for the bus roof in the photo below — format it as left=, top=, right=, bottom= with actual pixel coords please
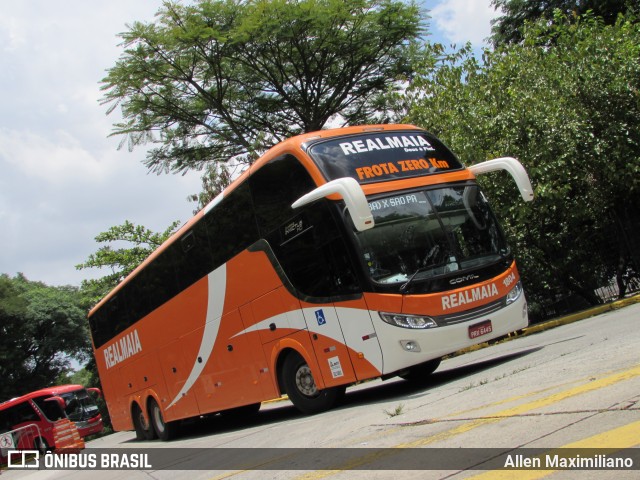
left=249, top=124, right=423, bottom=175
left=87, top=124, right=461, bottom=318
left=0, top=384, right=85, bottom=409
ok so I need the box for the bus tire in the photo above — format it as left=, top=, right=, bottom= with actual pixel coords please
left=148, top=398, right=178, bottom=441
left=282, top=352, right=344, bottom=415
left=34, top=437, right=49, bottom=453
left=132, top=403, right=156, bottom=441
left=399, top=358, right=442, bottom=382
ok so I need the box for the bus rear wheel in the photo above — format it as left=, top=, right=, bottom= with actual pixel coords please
left=282, top=352, right=344, bottom=415
left=132, top=403, right=156, bottom=441
left=148, top=398, right=178, bottom=441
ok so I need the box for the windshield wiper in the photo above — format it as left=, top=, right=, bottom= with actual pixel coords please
left=399, top=245, right=441, bottom=293
left=399, top=266, right=428, bottom=293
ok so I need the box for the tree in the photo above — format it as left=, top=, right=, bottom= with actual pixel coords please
left=403, top=14, right=640, bottom=312
left=187, top=162, right=233, bottom=213
left=76, top=220, right=178, bottom=424
left=0, top=274, right=91, bottom=400
left=100, top=0, right=425, bottom=176
left=490, top=0, right=638, bottom=46
left=76, top=220, right=180, bottom=303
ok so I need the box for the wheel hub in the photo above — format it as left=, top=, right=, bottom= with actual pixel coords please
left=152, top=406, right=165, bottom=433
left=295, top=365, right=319, bottom=397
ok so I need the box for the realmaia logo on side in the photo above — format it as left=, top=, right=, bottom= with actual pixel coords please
left=103, top=329, right=142, bottom=369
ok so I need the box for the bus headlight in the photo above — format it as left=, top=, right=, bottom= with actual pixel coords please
left=379, top=312, right=438, bottom=329
left=505, top=281, right=523, bottom=306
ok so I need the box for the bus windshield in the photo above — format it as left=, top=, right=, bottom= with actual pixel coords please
left=59, top=389, right=99, bottom=422
left=354, top=185, right=510, bottom=287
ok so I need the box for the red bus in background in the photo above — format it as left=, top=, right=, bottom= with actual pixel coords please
left=0, top=384, right=103, bottom=451
left=88, top=124, right=534, bottom=441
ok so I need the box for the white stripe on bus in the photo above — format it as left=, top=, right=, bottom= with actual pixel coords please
left=167, top=264, right=227, bottom=408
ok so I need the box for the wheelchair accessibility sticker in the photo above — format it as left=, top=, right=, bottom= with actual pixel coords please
left=315, top=309, right=326, bottom=326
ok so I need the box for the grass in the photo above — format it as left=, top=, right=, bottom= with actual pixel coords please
left=384, top=403, right=405, bottom=417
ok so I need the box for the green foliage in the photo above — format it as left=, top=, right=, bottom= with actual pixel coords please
left=405, top=14, right=640, bottom=309
left=0, top=274, right=91, bottom=400
left=490, top=0, right=638, bottom=46
left=187, top=162, right=233, bottom=213
left=56, top=366, right=92, bottom=386
left=101, top=0, right=426, bottom=175
left=76, top=220, right=180, bottom=303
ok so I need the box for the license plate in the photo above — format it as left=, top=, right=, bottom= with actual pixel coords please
left=469, top=320, right=493, bottom=339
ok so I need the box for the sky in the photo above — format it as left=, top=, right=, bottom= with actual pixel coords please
left=0, top=0, right=500, bottom=288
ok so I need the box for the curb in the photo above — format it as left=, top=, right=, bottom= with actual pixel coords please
left=449, top=293, right=640, bottom=358
left=520, top=293, right=640, bottom=336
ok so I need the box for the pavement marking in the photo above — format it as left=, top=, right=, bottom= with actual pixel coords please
left=465, top=418, right=640, bottom=479
left=345, top=380, right=576, bottom=447
left=395, top=364, right=640, bottom=448
left=294, top=364, right=640, bottom=479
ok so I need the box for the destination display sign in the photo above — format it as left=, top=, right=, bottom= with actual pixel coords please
left=307, top=131, right=464, bottom=184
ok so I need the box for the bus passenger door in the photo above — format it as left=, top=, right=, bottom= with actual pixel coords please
left=300, top=303, right=358, bottom=388
left=332, top=298, right=384, bottom=381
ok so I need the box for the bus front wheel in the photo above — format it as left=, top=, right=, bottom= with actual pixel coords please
left=148, top=398, right=178, bottom=441
left=282, top=352, right=344, bottom=415
left=34, top=437, right=49, bottom=453
left=132, top=403, right=156, bottom=441
left=399, top=358, right=442, bottom=382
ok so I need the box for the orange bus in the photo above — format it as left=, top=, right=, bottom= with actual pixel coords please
left=88, top=124, right=533, bottom=440
left=0, top=385, right=103, bottom=451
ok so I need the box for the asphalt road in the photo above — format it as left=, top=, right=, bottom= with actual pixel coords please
left=3, top=300, right=639, bottom=480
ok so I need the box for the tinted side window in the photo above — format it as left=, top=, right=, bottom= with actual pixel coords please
left=0, top=402, right=41, bottom=427
left=173, top=221, right=215, bottom=292
left=203, top=181, right=259, bottom=267
left=90, top=182, right=259, bottom=348
left=269, top=203, right=360, bottom=299
left=135, top=248, right=180, bottom=316
left=0, top=409, right=9, bottom=431
left=90, top=294, right=126, bottom=348
left=250, top=154, right=360, bottom=299
left=250, top=154, right=317, bottom=236
left=32, top=397, right=66, bottom=422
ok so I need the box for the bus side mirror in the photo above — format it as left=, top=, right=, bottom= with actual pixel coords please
left=87, top=387, right=102, bottom=398
left=469, top=157, right=534, bottom=202
left=45, top=396, right=66, bottom=411
left=292, top=177, right=375, bottom=231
